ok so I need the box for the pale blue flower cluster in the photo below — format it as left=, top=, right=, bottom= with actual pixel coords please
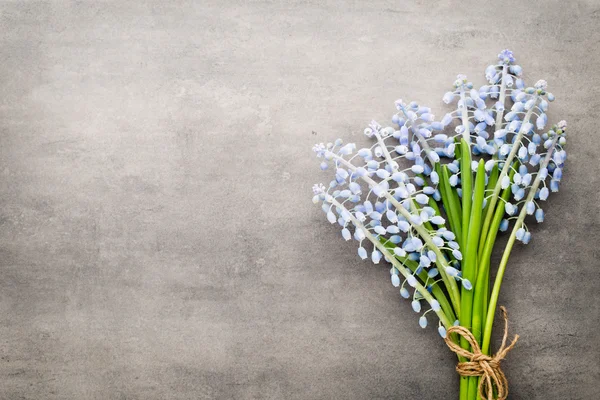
left=312, top=50, right=567, bottom=333
left=312, top=126, right=465, bottom=332
left=435, top=51, right=567, bottom=244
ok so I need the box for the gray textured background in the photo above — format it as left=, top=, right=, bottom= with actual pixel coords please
left=1, top=1, right=599, bottom=399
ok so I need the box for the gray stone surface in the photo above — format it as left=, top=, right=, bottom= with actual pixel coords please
left=1, top=1, right=599, bottom=399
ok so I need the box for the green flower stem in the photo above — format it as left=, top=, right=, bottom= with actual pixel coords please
left=479, top=97, right=538, bottom=252
left=459, top=160, right=485, bottom=339
left=462, top=160, right=486, bottom=400
left=471, top=164, right=515, bottom=364
left=458, top=89, right=472, bottom=251
left=480, top=265, right=490, bottom=338
left=330, top=153, right=462, bottom=313
left=478, top=164, right=518, bottom=264
left=460, top=140, right=473, bottom=250
left=481, top=137, right=558, bottom=354
left=460, top=377, right=469, bottom=400
left=439, top=165, right=463, bottom=248
left=479, top=163, right=499, bottom=254
left=468, top=165, right=515, bottom=399
left=480, top=225, right=517, bottom=354
left=454, top=140, right=462, bottom=160
left=473, top=165, right=516, bottom=351
left=468, top=198, right=504, bottom=400
left=494, top=64, right=509, bottom=128
left=455, top=141, right=467, bottom=400
left=457, top=143, right=473, bottom=350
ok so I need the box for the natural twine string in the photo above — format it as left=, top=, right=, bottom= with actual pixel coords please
left=444, top=306, right=519, bottom=400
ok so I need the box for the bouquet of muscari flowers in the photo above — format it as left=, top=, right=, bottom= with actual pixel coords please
left=311, top=50, right=567, bottom=400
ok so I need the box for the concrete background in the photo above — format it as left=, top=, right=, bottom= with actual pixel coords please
left=0, top=1, right=598, bottom=399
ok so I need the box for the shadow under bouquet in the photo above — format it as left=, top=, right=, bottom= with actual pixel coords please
left=311, top=50, right=567, bottom=400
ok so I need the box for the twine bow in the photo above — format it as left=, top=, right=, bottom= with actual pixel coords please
left=444, top=306, right=519, bottom=400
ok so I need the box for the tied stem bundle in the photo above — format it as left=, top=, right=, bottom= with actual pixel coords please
left=444, top=307, right=519, bottom=400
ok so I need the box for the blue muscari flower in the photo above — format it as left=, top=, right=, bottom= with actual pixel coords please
left=495, top=129, right=508, bottom=139
left=420, top=255, right=431, bottom=268
left=440, top=230, right=455, bottom=241
left=449, top=174, right=459, bottom=186
left=312, top=183, right=326, bottom=195
left=553, top=168, right=563, bottom=181
left=406, top=275, right=418, bottom=287
left=373, top=225, right=386, bottom=235
left=327, top=211, right=337, bottom=224
left=530, top=153, right=542, bottom=167
left=446, top=266, right=459, bottom=277
left=415, top=194, right=429, bottom=204
left=526, top=201, right=535, bottom=215
left=442, top=91, right=455, bottom=105
left=485, top=65, right=498, bottom=83
left=341, top=228, right=352, bottom=241
left=389, top=235, right=402, bottom=244
left=535, top=79, right=548, bottom=91
left=431, top=236, right=444, bottom=247
left=452, top=249, right=463, bottom=260
left=505, top=202, right=517, bottom=215
left=358, top=247, right=368, bottom=259
left=513, top=187, right=525, bottom=201
left=364, top=120, right=381, bottom=138
left=393, top=247, right=406, bottom=257
left=400, top=287, right=410, bottom=299
left=536, top=113, right=548, bottom=130
left=508, top=120, right=522, bottom=133
left=412, top=300, right=421, bottom=312
left=419, top=315, right=428, bottom=328
left=498, top=49, right=515, bottom=64
left=438, top=325, right=447, bottom=338
left=447, top=162, right=459, bottom=174
left=535, top=209, right=545, bottom=223
left=428, top=251, right=438, bottom=263
left=312, top=143, right=327, bottom=158
left=510, top=64, right=522, bottom=76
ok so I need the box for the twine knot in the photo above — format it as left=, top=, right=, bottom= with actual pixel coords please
left=444, top=306, right=519, bottom=400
